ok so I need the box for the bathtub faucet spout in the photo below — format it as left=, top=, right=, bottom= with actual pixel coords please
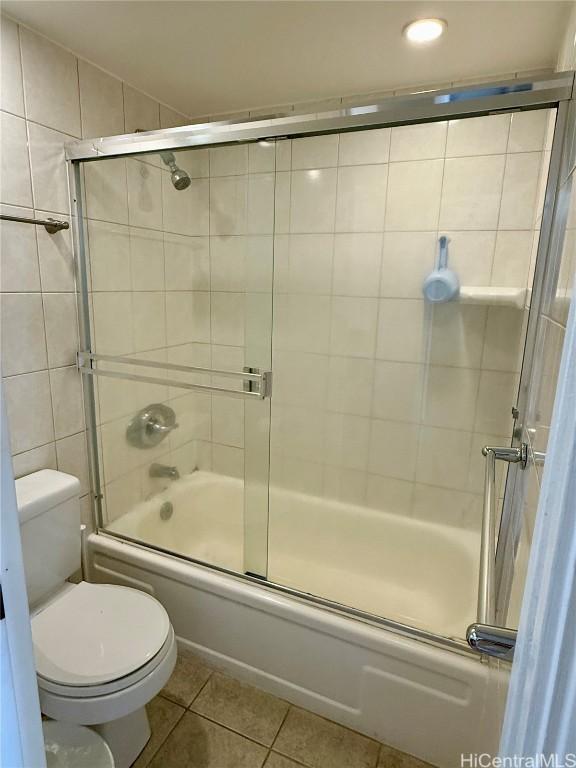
left=149, top=463, right=180, bottom=480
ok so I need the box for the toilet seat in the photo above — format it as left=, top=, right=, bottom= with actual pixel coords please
left=32, top=582, right=170, bottom=689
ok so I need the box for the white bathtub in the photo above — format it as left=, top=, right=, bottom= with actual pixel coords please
left=92, top=470, right=508, bottom=767
left=108, top=470, right=479, bottom=639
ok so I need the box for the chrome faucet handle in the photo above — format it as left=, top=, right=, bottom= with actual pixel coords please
left=148, top=420, right=179, bottom=436
left=127, top=403, right=178, bottom=448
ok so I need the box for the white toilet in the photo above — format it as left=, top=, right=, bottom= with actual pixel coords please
left=16, top=470, right=177, bottom=768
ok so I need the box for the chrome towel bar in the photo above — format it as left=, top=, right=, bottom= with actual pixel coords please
left=77, top=351, right=272, bottom=400
left=466, top=443, right=527, bottom=660
left=0, top=213, right=69, bottom=234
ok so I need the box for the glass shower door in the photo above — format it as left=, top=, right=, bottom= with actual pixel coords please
left=266, top=109, right=556, bottom=640
left=79, top=141, right=275, bottom=575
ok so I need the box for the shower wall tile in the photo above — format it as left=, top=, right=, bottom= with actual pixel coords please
left=439, top=155, right=505, bottom=230
left=27, top=122, right=71, bottom=215
left=326, top=356, right=373, bottom=416
left=211, top=292, right=245, bottom=346
left=422, top=366, right=480, bottom=430
left=446, top=114, right=510, bottom=157
left=366, top=474, right=413, bottom=515
left=160, top=105, right=189, bottom=129
left=415, top=426, right=471, bottom=490
left=130, top=227, right=165, bottom=290
left=498, top=152, right=542, bottom=229
left=56, top=431, right=90, bottom=495
left=210, top=176, right=248, bottom=235
left=20, top=27, right=81, bottom=136
left=333, top=233, right=382, bottom=296
left=379, top=231, right=437, bottom=298
left=385, top=159, right=443, bottom=231
left=42, top=292, right=80, bottom=367
left=88, top=221, right=131, bottom=291
left=12, top=442, right=58, bottom=480
left=335, top=164, right=388, bottom=232
left=165, top=233, right=210, bottom=291
left=491, top=230, right=533, bottom=288
left=49, top=366, right=84, bottom=440
left=274, top=234, right=333, bottom=295
left=439, top=230, right=495, bottom=286
left=389, top=122, right=446, bottom=162
left=368, top=419, right=418, bottom=481
left=289, top=169, right=337, bottom=233
left=78, top=60, right=125, bottom=138
left=247, top=172, right=275, bottom=234
left=123, top=84, right=160, bottom=133
left=427, top=303, right=486, bottom=369
left=209, top=145, right=249, bottom=177
left=338, top=128, right=390, bottom=166
left=84, top=159, right=129, bottom=224
left=0, top=17, right=24, bottom=117
left=508, top=110, right=550, bottom=153
left=376, top=298, right=426, bottom=363
left=127, top=159, right=163, bottom=229
left=248, top=142, right=276, bottom=173
left=162, top=175, right=209, bottom=236
left=292, top=135, right=339, bottom=170
left=0, top=206, right=41, bottom=292
left=0, top=112, right=33, bottom=207
left=329, top=297, right=378, bottom=358
left=371, top=361, right=423, bottom=423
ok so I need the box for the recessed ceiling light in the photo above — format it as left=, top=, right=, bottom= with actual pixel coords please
left=403, top=18, right=446, bottom=44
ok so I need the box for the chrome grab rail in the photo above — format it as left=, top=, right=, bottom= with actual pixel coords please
left=77, top=351, right=272, bottom=400
left=0, top=213, right=69, bottom=234
left=466, top=443, right=527, bottom=660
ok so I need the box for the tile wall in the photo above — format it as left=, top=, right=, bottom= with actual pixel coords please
left=269, top=112, right=553, bottom=532
left=0, top=17, right=190, bottom=526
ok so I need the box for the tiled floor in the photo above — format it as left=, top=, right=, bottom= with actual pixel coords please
left=133, top=647, right=433, bottom=768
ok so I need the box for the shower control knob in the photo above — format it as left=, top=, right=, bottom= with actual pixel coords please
left=126, top=403, right=178, bottom=448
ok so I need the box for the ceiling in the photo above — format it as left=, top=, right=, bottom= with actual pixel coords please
left=3, top=1, right=571, bottom=118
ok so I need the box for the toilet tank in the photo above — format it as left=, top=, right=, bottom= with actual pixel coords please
left=16, top=470, right=82, bottom=607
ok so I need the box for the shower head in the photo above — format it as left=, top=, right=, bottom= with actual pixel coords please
left=159, top=151, right=191, bottom=191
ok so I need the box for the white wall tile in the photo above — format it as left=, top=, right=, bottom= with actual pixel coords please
left=210, top=176, right=247, bottom=235
left=133, top=291, right=166, bottom=351
left=274, top=171, right=291, bottom=233
left=84, top=158, right=128, bottom=224
left=249, top=142, right=276, bottom=173
left=92, top=292, right=133, bottom=355
left=289, top=169, right=336, bottom=233
left=323, top=413, right=370, bottom=470
left=36, top=212, right=75, bottom=292
left=415, top=426, right=471, bottom=490
left=292, top=135, right=339, bottom=169
left=372, top=360, right=423, bottom=423
left=376, top=298, right=425, bottom=362
left=322, top=467, right=367, bottom=506
left=176, top=149, right=209, bottom=179
left=27, top=122, right=70, bottom=214
left=385, top=159, right=443, bottom=231
left=163, top=175, right=209, bottom=236
left=160, top=105, right=189, bottom=129
left=389, top=122, right=446, bottom=162
left=88, top=221, right=131, bottom=291
left=130, top=227, right=164, bottom=290
left=280, top=234, right=333, bottom=295
left=498, top=152, right=542, bottom=229
left=338, top=128, right=390, bottom=166
left=123, top=85, right=159, bottom=132
left=0, top=208, right=40, bottom=291
left=491, top=230, right=533, bottom=288
left=12, top=442, right=57, bottom=479
left=439, top=155, right=505, bottom=230
left=212, top=396, right=244, bottom=448
left=0, top=112, right=33, bottom=206
left=274, top=294, right=331, bottom=353
left=368, top=419, right=418, bottom=481
left=481, top=306, right=526, bottom=373
left=211, top=292, right=245, bottom=346
left=366, top=474, right=413, bottom=515
left=49, top=365, right=84, bottom=439
left=78, top=60, right=124, bottom=138
left=275, top=141, right=291, bottom=172
left=1, top=293, right=47, bottom=375
left=380, top=231, right=437, bottom=298
left=4, top=370, right=55, bottom=453
left=209, top=145, right=248, bottom=177
left=439, top=231, right=495, bottom=286
left=474, top=370, right=518, bottom=433
left=422, top=366, right=480, bottom=430
left=272, top=350, right=328, bottom=407
left=428, top=303, right=487, bottom=368
left=20, top=27, right=81, bottom=136
left=212, top=443, right=244, bottom=479
left=329, top=297, right=378, bottom=357
left=247, top=172, right=275, bottom=234
left=56, top=431, right=89, bottom=494
left=333, top=233, right=382, bottom=296
left=326, top=356, right=373, bottom=416
left=0, top=17, right=24, bottom=117
left=127, top=159, right=163, bottom=229
left=446, top=114, right=510, bottom=157
left=335, top=164, right=388, bottom=232
left=508, top=110, right=550, bottom=153
left=165, top=233, right=209, bottom=291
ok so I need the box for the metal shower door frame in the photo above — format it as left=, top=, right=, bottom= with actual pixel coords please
left=67, top=70, right=575, bottom=646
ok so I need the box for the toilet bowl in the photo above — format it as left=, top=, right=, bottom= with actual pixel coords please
left=16, top=470, right=177, bottom=768
left=44, top=721, right=115, bottom=768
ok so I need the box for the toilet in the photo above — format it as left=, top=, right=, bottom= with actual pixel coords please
left=44, top=721, right=115, bottom=767
left=16, top=470, right=177, bottom=768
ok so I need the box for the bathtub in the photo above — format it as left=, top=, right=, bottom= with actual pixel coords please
left=90, top=470, right=508, bottom=766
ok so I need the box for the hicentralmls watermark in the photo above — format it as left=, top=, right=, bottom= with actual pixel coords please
left=461, top=755, right=576, bottom=768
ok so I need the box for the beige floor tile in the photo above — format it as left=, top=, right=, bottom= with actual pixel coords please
left=378, top=745, right=434, bottom=768
left=265, top=752, right=308, bottom=767
left=161, top=648, right=212, bottom=707
left=132, top=696, right=185, bottom=768
left=149, top=712, right=268, bottom=768
left=274, top=708, right=379, bottom=768
left=191, top=672, right=290, bottom=746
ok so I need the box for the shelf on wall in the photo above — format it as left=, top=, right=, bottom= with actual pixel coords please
left=458, top=286, right=529, bottom=309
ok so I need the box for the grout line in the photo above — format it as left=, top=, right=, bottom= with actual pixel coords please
left=269, top=703, right=292, bottom=750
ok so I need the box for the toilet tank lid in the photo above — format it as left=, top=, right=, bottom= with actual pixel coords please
left=16, top=470, right=81, bottom=524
